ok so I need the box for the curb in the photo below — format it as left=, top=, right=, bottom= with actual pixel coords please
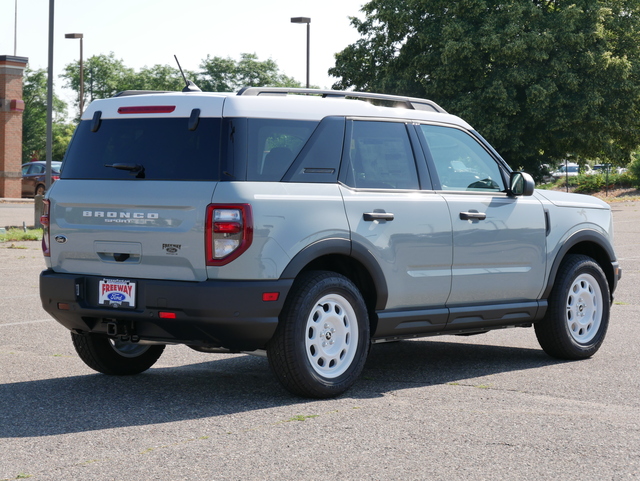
left=0, top=198, right=35, bottom=204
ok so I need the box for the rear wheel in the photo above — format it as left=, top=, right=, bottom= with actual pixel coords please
left=267, top=271, right=370, bottom=398
left=71, top=332, right=165, bottom=375
left=535, top=254, right=610, bottom=359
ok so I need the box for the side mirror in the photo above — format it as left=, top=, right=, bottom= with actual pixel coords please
left=509, top=172, right=535, bottom=197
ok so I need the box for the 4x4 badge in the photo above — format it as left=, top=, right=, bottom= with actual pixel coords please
left=54, top=235, right=67, bottom=244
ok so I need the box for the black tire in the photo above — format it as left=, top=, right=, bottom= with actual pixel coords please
left=535, top=254, right=610, bottom=360
left=35, top=184, right=45, bottom=196
left=267, top=271, right=370, bottom=398
left=71, top=332, right=165, bottom=375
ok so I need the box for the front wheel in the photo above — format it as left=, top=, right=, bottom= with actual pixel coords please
left=267, top=271, right=370, bottom=398
left=71, top=332, right=165, bottom=375
left=535, top=254, right=610, bottom=360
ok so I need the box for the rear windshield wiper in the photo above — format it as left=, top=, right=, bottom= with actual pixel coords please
left=105, top=163, right=145, bottom=178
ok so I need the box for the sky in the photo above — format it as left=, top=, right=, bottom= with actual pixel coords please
left=0, top=0, right=367, bottom=109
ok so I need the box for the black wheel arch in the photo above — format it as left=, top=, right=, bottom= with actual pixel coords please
left=543, top=229, right=618, bottom=301
left=280, top=238, right=388, bottom=315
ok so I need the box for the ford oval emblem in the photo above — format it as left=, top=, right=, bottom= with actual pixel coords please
left=54, top=235, right=67, bottom=244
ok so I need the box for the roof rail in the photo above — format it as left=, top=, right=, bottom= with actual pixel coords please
left=236, top=87, right=447, bottom=113
left=113, top=90, right=172, bottom=97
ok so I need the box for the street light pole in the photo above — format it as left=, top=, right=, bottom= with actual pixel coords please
left=65, top=33, right=84, bottom=116
left=45, top=0, right=54, bottom=191
left=14, top=0, right=17, bottom=56
left=291, top=17, right=311, bottom=88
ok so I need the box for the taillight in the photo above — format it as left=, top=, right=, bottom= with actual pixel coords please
left=52, top=175, right=60, bottom=181
left=41, top=199, right=51, bottom=257
left=205, top=204, right=253, bottom=266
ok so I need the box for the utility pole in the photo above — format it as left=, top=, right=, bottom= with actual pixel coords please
left=45, top=0, right=54, bottom=190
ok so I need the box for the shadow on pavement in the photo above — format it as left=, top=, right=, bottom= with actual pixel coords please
left=0, top=338, right=564, bottom=438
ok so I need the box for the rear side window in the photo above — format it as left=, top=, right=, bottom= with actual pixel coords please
left=62, top=118, right=222, bottom=181
left=286, top=117, right=345, bottom=183
left=246, top=119, right=318, bottom=181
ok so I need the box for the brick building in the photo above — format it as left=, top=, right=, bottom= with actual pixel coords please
left=0, top=55, right=28, bottom=198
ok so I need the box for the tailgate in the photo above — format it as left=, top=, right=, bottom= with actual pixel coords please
left=48, top=180, right=216, bottom=282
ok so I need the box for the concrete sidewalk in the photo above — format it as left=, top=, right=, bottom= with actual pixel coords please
left=0, top=197, right=34, bottom=204
left=0, top=198, right=39, bottom=229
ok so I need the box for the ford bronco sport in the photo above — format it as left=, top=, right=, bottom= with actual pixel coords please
left=39, top=87, right=621, bottom=398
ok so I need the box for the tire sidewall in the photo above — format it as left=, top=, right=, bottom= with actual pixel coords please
left=283, top=272, right=370, bottom=395
left=72, top=332, right=164, bottom=375
left=554, top=256, right=610, bottom=356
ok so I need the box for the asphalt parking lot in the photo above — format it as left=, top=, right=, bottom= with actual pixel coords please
left=1, top=200, right=639, bottom=480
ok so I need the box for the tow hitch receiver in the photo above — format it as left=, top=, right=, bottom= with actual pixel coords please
left=105, top=320, right=139, bottom=342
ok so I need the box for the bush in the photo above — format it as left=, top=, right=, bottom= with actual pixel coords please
left=546, top=172, right=634, bottom=194
left=573, top=175, right=605, bottom=194
left=616, top=171, right=635, bottom=188
left=628, top=155, right=640, bottom=187
left=0, top=228, right=42, bottom=242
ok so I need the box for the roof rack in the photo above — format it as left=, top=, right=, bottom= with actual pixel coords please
left=236, top=87, right=447, bottom=113
left=113, top=90, right=172, bottom=97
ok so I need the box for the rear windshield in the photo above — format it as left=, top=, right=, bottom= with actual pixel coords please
left=61, top=118, right=221, bottom=181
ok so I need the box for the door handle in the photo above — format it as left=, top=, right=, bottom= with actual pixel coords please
left=363, top=212, right=395, bottom=221
left=460, top=211, right=486, bottom=221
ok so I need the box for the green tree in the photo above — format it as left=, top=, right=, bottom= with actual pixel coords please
left=51, top=123, right=76, bottom=160
left=122, top=64, right=195, bottom=92
left=21, top=68, right=70, bottom=162
left=62, top=52, right=302, bottom=109
left=330, top=0, right=640, bottom=175
left=197, top=53, right=302, bottom=92
left=62, top=55, right=196, bottom=109
left=61, top=52, right=134, bottom=108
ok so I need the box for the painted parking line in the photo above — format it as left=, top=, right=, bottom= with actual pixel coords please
left=0, top=319, right=54, bottom=327
left=0, top=295, right=41, bottom=299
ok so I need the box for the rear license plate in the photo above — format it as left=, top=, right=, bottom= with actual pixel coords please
left=98, top=278, right=136, bottom=308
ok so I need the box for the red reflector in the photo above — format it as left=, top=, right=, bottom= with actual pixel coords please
left=57, top=303, right=70, bottom=310
left=159, top=312, right=177, bottom=319
left=213, top=222, right=242, bottom=234
left=118, top=105, right=176, bottom=114
left=42, top=199, right=50, bottom=257
left=262, top=292, right=280, bottom=302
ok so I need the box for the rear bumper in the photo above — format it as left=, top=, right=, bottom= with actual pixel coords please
left=39, top=269, right=293, bottom=351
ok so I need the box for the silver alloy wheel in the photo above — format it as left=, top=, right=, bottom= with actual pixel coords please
left=565, top=273, right=603, bottom=344
left=109, top=339, right=151, bottom=358
left=305, top=293, right=359, bottom=379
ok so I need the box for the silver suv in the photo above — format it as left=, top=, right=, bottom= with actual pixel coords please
left=39, top=87, right=621, bottom=398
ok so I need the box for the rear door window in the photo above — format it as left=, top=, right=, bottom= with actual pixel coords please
left=61, top=118, right=222, bottom=181
left=342, top=120, right=420, bottom=190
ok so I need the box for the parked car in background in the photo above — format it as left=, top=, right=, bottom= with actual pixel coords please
left=593, top=163, right=627, bottom=174
left=21, top=161, right=62, bottom=197
left=593, top=164, right=610, bottom=173
left=550, top=162, right=593, bottom=180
